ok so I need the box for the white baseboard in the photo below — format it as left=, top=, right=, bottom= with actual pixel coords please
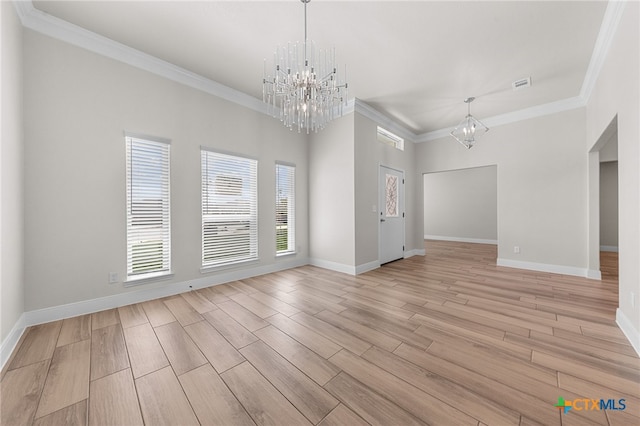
left=1, top=257, right=308, bottom=369
left=405, top=248, right=425, bottom=258
left=25, top=283, right=188, bottom=327
left=616, top=308, right=640, bottom=357
left=328, top=248, right=427, bottom=276
left=22, top=257, right=308, bottom=329
left=424, top=235, right=498, bottom=245
left=496, top=258, right=589, bottom=278
left=309, top=258, right=396, bottom=275
left=355, top=260, right=380, bottom=274
left=600, top=245, right=619, bottom=252
left=309, top=258, right=356, bottom=275
left=321, top=250, right=425, bottom=276
left=0, top=313, right=26, bottom=371
left=191, top=257, right=309, bottom=290
left=587, top=269, right=602, bottom=280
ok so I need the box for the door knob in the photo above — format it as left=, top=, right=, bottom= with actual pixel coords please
left=380, top=218, right=386, bottom=222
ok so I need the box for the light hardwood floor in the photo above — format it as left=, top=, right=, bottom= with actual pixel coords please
left=1, top=241, right=638, bottom=425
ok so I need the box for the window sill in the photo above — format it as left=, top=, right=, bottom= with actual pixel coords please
left=124, top=272, right=174, bottom=287
left=200, top=258, right=259, bottom=274
left=276, top=251, right=297, bottom=258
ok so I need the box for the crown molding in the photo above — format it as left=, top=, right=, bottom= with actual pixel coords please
left=342, top=98, right=356, bottom=116
left=416, top=0, right=625, bottom=143
left=14, top=0, right=269, bottom=116
left=416, top=96, right=587, bottom=142
left=14, top=0, right=625, bottom=142
left=484, top=96, right=586, bottom=128
left=354, top=100, right=418, bottom=143
left=416, top=127, right=452, bottom=143
left=580, top=0, right=627, bottom=102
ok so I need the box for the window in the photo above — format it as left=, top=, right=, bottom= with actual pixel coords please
left=125, top=134, right=171, bottom=280
left=276, top=163, right=295, bottom=255
left=201, top=149, right=258, bottom=268
left=377, top=126, right=404, bottom=151
left=385, top=173, right=399, bottom=217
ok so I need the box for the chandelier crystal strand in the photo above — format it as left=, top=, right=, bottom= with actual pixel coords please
left=263, top=0, right=348, bottom=133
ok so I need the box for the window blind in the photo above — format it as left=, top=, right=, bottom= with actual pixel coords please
left=126, top=136, right=171, bottom=279
left=201, top=149, right=258, bottom=267
left=276, top=163, right=295, bottom=254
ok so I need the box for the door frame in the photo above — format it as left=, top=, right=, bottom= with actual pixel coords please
left=587, top=115, right=618, bottom=280
left=378, top=164, right=406, bottom=265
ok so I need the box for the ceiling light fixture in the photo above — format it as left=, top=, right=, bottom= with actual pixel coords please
left=263, top=0, right=348, bottom=134
left=450, top=97, right=489, bottom=149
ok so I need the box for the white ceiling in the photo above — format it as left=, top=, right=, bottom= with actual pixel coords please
left=31, top=0, right=608, bottom=135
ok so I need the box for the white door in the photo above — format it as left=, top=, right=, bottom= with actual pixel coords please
left=379, top=166, right=405, bottom=264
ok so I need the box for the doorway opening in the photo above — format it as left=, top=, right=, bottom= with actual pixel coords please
left=423, top=165, right=498, bottom=260
left=588, top=115, right=619, bottom=283
left=598, top=126, right=619, bottom=282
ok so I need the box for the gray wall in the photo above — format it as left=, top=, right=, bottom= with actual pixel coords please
left=586, top=2, right=639, bottom=337
left=424, top=166, right=497, bottom=242
left=415, top=107, right=588, bottom=270
left=23, top=29, right=309, bottom=311
left=309, top=115, right=355, bottom=268
left=599, top=132, right=618, bottom=162
left=354, top=112, right=419, bottom=267
left=599, top=161, right=618, bottom=248
left=1, top=2, right=25, bottom=349
left=5, top=0, right=638, bottom=354
left=308, top=110, right=420, bottom=272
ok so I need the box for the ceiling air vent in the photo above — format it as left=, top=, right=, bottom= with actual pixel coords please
left=512, top=77, right=532, bottom=91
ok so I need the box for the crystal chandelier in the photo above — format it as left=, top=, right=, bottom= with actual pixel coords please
left=263, top=0, right=348, bottom=133
left=450, top=97, right=489, bottom=149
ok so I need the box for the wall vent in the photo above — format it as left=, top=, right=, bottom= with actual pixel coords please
left=512, top=77, right=532, bottom=91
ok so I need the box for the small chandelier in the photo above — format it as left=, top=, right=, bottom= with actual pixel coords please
left=263, top=0, right=348, bottom=134
left=450, top=97, right=489, bottom=149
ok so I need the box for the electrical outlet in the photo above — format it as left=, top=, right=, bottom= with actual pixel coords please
left=514, top=246, right=520, bottom=254
left=108, top=272, right=118, bottom=284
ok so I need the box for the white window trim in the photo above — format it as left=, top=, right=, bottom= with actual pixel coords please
left=125, top=133, right=172, bottom=283
left=276, top=162, right=296, bottom=256
left=124, top=272, right=174, bottom=287
left=201, top=148, right=259, bottom=269
left=377, top=126, right=405, bottom=151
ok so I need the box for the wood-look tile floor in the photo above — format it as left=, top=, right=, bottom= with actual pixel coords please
left=2, top=241, right=638, bottom=425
